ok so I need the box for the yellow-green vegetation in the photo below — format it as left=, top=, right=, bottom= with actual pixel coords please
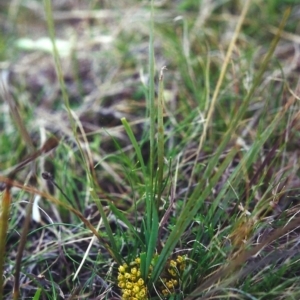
left=118, top=255, right=187, bottom=299
left=118, top=258, right=148, bottom=300
left=158, top=255, right=186, bottom=297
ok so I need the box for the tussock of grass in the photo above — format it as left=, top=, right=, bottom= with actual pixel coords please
left=1, top=1, right=300, bottom=299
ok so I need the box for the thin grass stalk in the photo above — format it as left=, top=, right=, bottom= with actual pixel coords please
left=145, top=1, right=156, bottom=270
left=185, top=0, right=252, bottom=201
left=0, top=72, right=35, bottom=153
left=121, top=118, right=147, bottom=177
left=148, top=0, right=155, bottom=194
left=77, top=62, right=121, bottom=263
left=43, top=0, right=72, bottom=125
left=109, top=204, right=145, bottom=245
left=121, top=118, right=151, bottom=253
left=208, top=91, right=298, bottom=225
left=70, top=112, right=121, bottom=260
left=183, top=8, right=291, bottom=297
left=202, top=7, right=291, bottom=181
left=150, top=147, right=239, bottom=284
left=188, top=212, right=300, bottom=298
left=174, top=11, right=291, bottom=289
left=0, top=189, right=11, bottom=300
left=145, top=207, right=159, bottom=279
left=43, top=0, right=121, bottom=263
left=196, top=7, right=291, bottom=222
left=0, top=175, right=121, bottom=264
left=150, top=1, right=281, bottom=284
left=136, top=0, right=160, bottom=280
left=197, top=47, right=211, bottom=112
left=121, top=117, right=159, bottom=278
left=185, top=7, right=290, bottom=219
left=1, top=69, right=39, bottom=299
left=156, top=66, right=166, bottom=209
left=13, top=193, right=34, bottom=300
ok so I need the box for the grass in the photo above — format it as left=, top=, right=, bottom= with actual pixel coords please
left=1, top=0, right=300, bottom=299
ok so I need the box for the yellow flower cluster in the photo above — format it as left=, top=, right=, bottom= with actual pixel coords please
left=159, top=255, right=186, bottom=296
left=117, top=255, right=186, bottom=299
left=118, top=258, right=148, bottom=300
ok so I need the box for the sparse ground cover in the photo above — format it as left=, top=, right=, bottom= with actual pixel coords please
left=1, top=0, right=300, bottom=299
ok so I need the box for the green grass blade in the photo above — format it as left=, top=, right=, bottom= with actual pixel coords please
left=121, top=118, right=147, bottom=179
left=203, top=7, right=291, bottom=181
left=109, top=203, right=145, bottom=247
left=122, top=115, right=159, bottom=279
left=32, top=288, right=42, bottom=300
left=185, top=0, right=252, bottom=200
left=43, top=0, right=122, bottom=263
left=156, top=66, right=166, bottom=209
left=148, top=0, right=156, bottom=193
left=145, top=207, right=159, bottom=279
left=208, top=99, right=296, bottom=224
left=150, top=147, right=238, bottom=283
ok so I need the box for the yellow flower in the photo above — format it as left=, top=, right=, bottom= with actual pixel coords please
left=132, top=285, right=140, bottom=293
left=117, top=254, right=187, bottom=299
left=170, top=260, right=177, bottom=267
left=123, top=289, right=131, bottom=297
left=126, top=282, right=133, bottom=289
left=118, top=282, right=125, bottom=289
left=119, top=265, right=126, bottom=273
left=131, top=267, right=137, bottom=275
left=118, top=257, right=148, bottom=300
left=138, top=289, right=146, bottom=298
left=176, top=256, right=183, bottom=263
left=168, top=268, right=177, bottom=277
left=162, top=289, right=168, bottom=296
left=137, top=278, right=144, bottom=286
left=135, top=258, right=141, bottom=264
